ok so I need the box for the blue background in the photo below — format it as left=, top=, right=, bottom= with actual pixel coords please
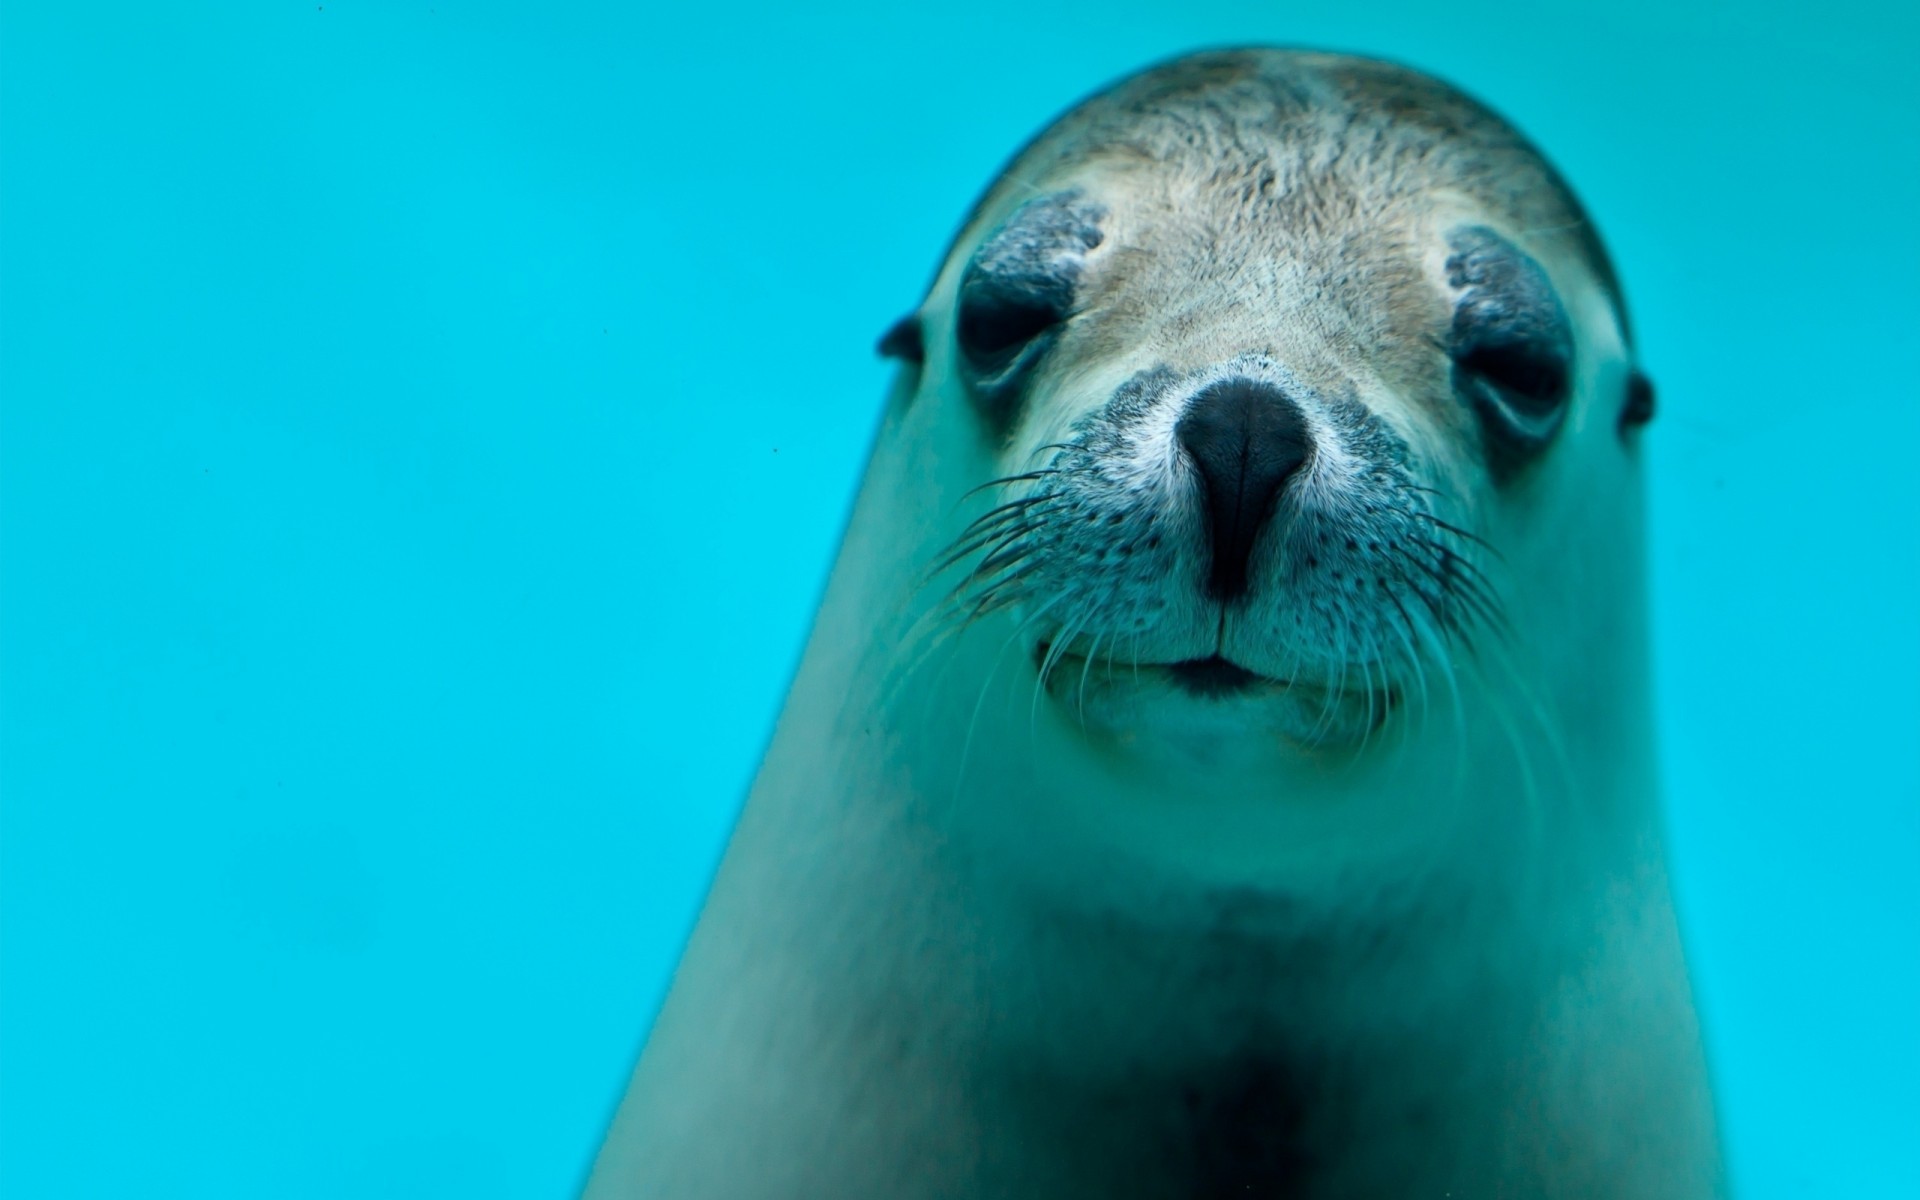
left=2, top=2, right=1914, bottom=1196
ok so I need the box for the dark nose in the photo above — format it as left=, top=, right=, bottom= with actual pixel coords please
left=1175, top=377, right=1313, bottom=602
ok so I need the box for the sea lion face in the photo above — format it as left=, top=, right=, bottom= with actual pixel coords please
left=885, top=53, right=1651, bottom=757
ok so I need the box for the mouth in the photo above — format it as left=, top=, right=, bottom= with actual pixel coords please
left=1162, top=654, right=1270, bottom=698
left=1032, top=642, right=1399, bottom=749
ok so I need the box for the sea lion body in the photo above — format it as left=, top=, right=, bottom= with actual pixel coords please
left=585, top=49, right=1724, bottom=1199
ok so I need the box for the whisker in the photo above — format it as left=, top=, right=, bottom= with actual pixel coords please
left=930, top=522, right=1035, bottom=582
left=1388, top=506, right=1502, bottom=557
left=960, top=469, right=1059, bottom=500
left=935, top=519, right=1043, bottom=582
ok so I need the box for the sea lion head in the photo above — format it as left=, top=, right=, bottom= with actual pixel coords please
left=876, top=50, right=1650, bottom=776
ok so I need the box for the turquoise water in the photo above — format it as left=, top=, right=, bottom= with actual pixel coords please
left=2, top=2, right=1913, bottom=1196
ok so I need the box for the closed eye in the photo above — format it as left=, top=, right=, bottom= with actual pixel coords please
left=1454, top=340, right=1568, bottom=414
left=1444, top=225, right=1576, bottom=479
left=956, top=286, right=1067, bottom=375
left=952, top=190, right=1106, bottom=436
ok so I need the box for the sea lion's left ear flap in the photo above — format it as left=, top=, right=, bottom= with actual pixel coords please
left=1619, top=369, right=1656, bottom=435
left=878, top=313, right=925, bottom=364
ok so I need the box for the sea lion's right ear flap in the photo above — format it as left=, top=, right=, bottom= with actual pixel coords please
left=878, top=313, right=925, bottom=364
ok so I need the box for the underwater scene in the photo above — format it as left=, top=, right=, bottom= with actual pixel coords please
left=2, top=2, right=1914, bottom=1197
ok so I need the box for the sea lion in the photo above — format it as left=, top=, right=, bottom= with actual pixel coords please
left=584, top=47, right=1723, bottom=1199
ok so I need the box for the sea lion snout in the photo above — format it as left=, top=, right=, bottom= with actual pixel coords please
left=1174, top=375, right=1315, bottom=603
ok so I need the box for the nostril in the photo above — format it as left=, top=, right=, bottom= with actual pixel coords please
left=1175, top=377, right=1313, bottom=602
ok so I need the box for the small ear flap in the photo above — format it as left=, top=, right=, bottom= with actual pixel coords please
left=1619, top=369, right=1656, bottom=433
left=878, top=314, right=925, bottom=364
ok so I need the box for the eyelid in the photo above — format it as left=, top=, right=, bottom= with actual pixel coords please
left=1455, top=341, right=1567, bottom=402
left=957, top=272, right=1074, bottom=359
left=1444, top=227, right=1578, bottom=478
left=951, top=192, right=1105, bottom=437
